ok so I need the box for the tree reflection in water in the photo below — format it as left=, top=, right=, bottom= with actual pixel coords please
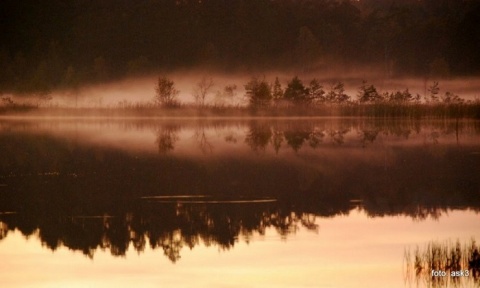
left=194, top=127, right=213, bottom=155
left=0, top=118, right=479, bottom=262
left=0, top=200, right=318, bottom=262
left=156, top=125, right=179, bottom=154
left=245, top=122, right=272, bottom=152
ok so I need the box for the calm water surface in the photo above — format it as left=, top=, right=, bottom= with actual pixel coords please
left=0, top=117, right=479, bottom=287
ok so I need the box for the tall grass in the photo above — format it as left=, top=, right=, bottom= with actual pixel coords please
left=337, top=102, right=480, bottom=119
left=404, top=239, right=480, bottom=287
left=2, top=100, right=479, bottom=119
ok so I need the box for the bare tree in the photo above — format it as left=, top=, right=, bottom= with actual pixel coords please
left=193, top=77, right=214, bottom=107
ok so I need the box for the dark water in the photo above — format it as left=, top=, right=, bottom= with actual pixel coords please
left=0, top=117, right=479, bottom=287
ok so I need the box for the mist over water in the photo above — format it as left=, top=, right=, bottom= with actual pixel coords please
left=4, top=63, right=479, bottom=109
left=2, top=1, right=480, bottom=286
left=13, top=71, right=480, bottom=108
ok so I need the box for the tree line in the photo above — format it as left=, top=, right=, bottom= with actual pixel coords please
left=1, top=0, right=480, bottom=95
left=154, top=75, right=477, bottom=108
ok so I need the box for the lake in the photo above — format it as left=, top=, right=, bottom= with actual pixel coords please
left=0, top=117, right=479, bottom=287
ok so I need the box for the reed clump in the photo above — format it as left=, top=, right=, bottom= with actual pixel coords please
left=405, top=239, right=480, bottom=287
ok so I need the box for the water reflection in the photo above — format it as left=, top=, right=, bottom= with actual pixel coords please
left=0, top=118, right=479, bottom=263
left=245, top=122, right=272, bottom=152
left=156, top=125, right=179, bottom=154
left=0, top=201, right=316, bottom=262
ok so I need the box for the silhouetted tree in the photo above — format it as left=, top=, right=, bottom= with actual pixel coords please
left=387, top=89, right=414, bottom=103
left=441, top=92, right=464, bottom=104
left=284, top=76, right=308, bottom=105
left=272, top=77, right=284, bottom=105
left=427, top=81, right=440, bottom=103
left=326, top=82, right=350, bottom=103
left=245, top=77, right=271, bottom=108
left=357, top=81, right=383, bottom=103
left=307, top=79, right=325, bottom=103
left=154, top=76, right=179, bottom=107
